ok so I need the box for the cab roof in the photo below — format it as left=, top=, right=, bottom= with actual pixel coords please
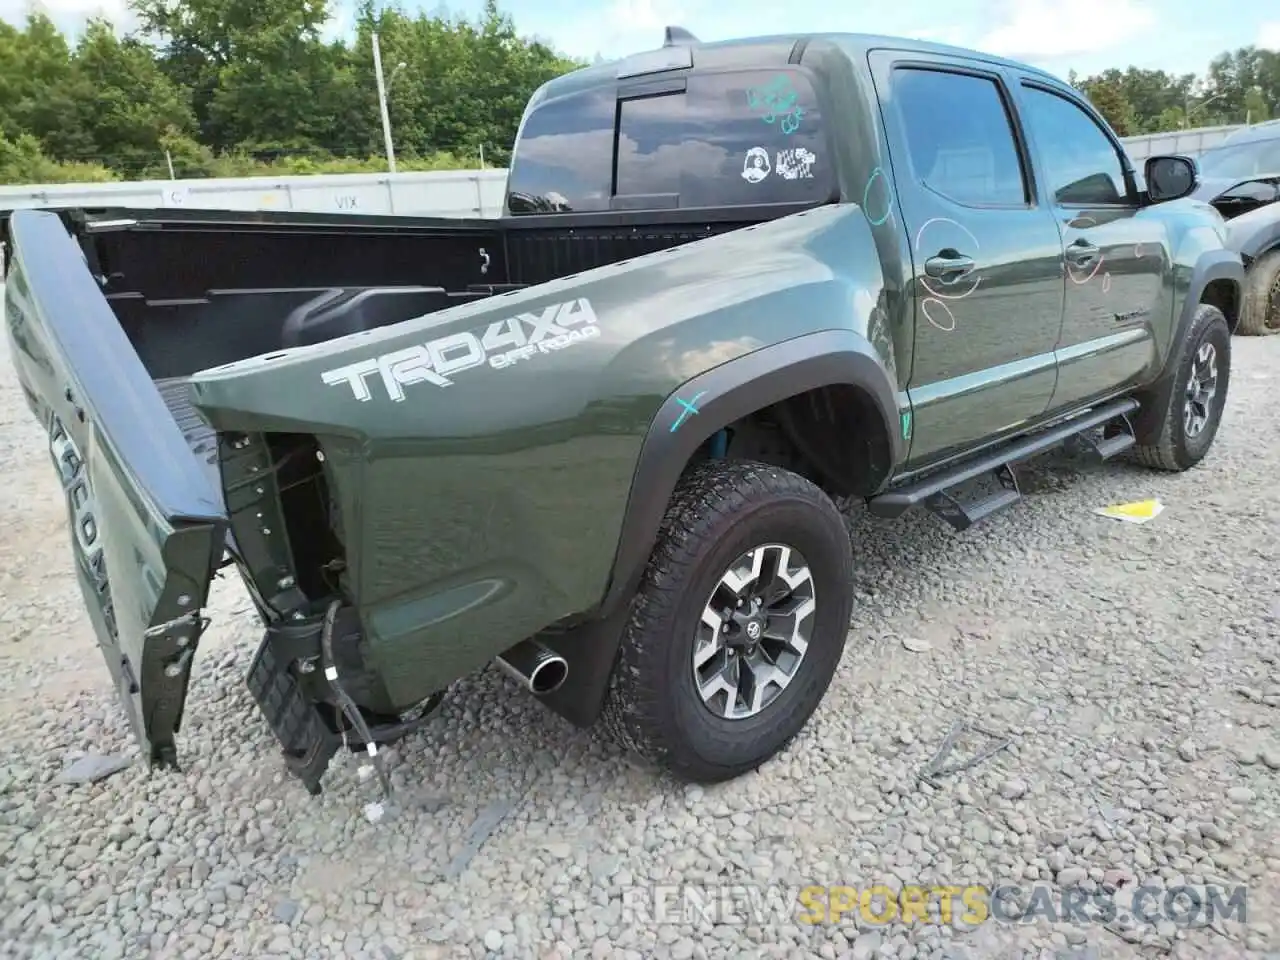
left=535, top=28, right=1066, bottom=105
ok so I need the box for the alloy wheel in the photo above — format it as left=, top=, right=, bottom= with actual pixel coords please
left=692, top=543, right=817, bottom=720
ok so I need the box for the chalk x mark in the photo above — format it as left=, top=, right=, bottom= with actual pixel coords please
left=671, top=391, right=707, bottom=432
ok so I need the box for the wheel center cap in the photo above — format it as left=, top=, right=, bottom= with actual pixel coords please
left=745, top=620, right=762, bottom=641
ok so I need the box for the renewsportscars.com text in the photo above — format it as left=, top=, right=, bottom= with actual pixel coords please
left=619, top=883, right=1249, bottom=928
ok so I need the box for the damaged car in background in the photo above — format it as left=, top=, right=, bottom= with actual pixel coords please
left=1189, top=119, right=1280, bottom=334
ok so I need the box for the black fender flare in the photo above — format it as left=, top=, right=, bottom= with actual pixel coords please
left=603, top=327, right=903, bottom=616
left=1132, top=248, right=1242, bottom=441
left=535, top=328, right=901, bottom=729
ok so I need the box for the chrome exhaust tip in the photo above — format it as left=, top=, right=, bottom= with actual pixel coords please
left=495, top=639, right=568, bottom=695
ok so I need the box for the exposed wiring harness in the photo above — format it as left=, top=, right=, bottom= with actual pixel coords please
left=319, top=598, right=393, bottom=821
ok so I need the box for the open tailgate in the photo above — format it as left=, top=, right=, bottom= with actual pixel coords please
left=3, top=210, right=227, bottom=767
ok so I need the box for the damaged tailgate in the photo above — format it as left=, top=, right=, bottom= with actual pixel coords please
left=3, top=210, right=227, bottom=767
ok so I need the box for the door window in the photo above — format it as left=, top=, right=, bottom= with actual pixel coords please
left=892, top=67, right=1028, bottom=207
left=1019, top=85, right=1130, bottom=206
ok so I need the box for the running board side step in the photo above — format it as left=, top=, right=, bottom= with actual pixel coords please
left=867, top=398, right=1141, bottom=532
left=1062, top=409, right=1137, bottom=461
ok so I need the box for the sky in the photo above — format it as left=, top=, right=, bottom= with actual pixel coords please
left=490, top=0, right=1280, bottom=81
left=3, top=0, right=1279, bottom=83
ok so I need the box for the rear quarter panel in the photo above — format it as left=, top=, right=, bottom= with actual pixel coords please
left=189, top=203, right=892, bottom=706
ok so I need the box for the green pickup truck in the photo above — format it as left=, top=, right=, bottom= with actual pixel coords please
left=2, top=27, right=1244, bottom=799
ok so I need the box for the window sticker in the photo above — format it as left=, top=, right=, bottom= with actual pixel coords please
left=742, top=147, right=772, bottom=183
left=776, top=147, right=816, bottom=180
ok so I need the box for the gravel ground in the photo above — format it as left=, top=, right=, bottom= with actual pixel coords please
left=2, top=312, right=1280, bottom=960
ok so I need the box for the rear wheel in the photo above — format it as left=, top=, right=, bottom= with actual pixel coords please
left=1130, top=302, right=1231, bottom=471
left=1237, top=249, right=1280, bottom=336
left=600, top=459, right=854, bottom=783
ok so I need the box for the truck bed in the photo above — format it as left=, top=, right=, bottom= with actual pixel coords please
left=13, top=206, right=800, bottom=569
left=71, top=206, right=781, bottom=385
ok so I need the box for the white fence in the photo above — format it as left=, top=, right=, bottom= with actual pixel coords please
left=0, top=168, right=510, bottom=219
left=1119, top=124, right=1246, bottom=162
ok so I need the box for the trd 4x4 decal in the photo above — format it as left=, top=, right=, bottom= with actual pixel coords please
left=321, top=297, right=600, bottom=402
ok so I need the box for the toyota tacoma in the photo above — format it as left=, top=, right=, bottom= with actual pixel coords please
left=2, top=28, right=1244, bottom=802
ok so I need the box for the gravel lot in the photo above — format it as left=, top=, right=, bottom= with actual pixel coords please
left=2, top=315, right=1279, bottom=960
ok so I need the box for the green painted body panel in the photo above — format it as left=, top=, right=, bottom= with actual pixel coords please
left=2, top=29, right=1244, bottom=759
left=189, top=34, right=1234, bottom=710
left=845, top=41, right=1235, bottom=476
left=188, top=205, right=890, bottom=705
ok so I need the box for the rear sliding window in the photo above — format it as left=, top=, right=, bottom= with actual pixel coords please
left=506, top=69, right=831, bottom=214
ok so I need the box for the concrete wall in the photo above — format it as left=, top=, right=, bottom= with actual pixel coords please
left=1119, top=124, right=1246, bottom=162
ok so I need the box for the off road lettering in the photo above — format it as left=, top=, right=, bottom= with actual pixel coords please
left=321, top=297, right=600, bottom=401
left=489, top=324, right=600, bottom=370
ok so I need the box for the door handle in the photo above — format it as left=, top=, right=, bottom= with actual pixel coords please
left=1066, top=239, right=1101, bottom=265
left=923, top=252, right=976, bottom=283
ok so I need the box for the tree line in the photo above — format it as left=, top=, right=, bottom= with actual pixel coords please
left=0, top=0, right=583, bottom=184
left=1070, top=47, right=1280, bottom=137
left=0, top=0, right=1277, bottom=186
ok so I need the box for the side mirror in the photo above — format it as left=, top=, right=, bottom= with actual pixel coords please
left=1145, top=155, right=1199, bottom=203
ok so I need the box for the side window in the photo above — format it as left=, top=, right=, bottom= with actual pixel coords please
left=616, top=70, right=832, bottom=208
left=1018, top=86, right=1129, bottom=205
left=505, top=89, right=615, bottom=214
left=892, top=68, right=1027, bottom=206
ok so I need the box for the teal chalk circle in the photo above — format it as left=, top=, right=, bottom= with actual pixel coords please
left=862, top=168, right=892, bottom=226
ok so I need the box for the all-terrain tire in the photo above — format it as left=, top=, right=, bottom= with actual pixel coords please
left=599, top=459, right=854, bottom=783
left=1130, top=302, right=1231, bottom=471
left=1236, top=249, right=1280, bottom=336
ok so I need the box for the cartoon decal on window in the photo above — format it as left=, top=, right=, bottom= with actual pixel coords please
left=776, top=147, right=815, bottom=180
left=742, top=147, right=771, bottom=183
left=746, top=74, right=804, bottom=134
